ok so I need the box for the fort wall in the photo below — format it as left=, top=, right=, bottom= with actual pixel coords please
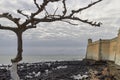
left=86, top=40, right=100, bottom=60
left=115, top=33, right=120, bottom=65
left=100, top=40, right=110, bottom=60
left=109, top=38, right=117, bottom=61
left=86, top=30, right=120, bottom=65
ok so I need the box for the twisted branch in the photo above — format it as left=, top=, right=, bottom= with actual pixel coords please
left=17, top=10, right=29, bottom=19
left=33, top=0, right=40, bottom=9
left=69, top=0, right=102, bottom=17
left=0, top=0, right=102, bottom=30
left=62, top=0, right=67, bottom=16
left=0, top=13, right=20, bottom=27
left=27, top=0, right=102, bottom=27
left=0, top=24, right=16, bottom=31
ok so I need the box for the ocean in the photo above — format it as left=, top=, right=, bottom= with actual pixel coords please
left=0, top=55, right=85, bottom=64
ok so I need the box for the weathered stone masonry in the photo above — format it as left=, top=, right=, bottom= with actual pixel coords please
left=86, top=30, right=120, bottom=65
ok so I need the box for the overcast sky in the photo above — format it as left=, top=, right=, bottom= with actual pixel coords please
left=0, top=0, right=120, bottom=56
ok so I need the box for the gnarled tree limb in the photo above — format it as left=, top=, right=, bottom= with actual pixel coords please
left=22, top=0, right=102, bottom=27
left=17, top=10, right=29, bottom=19
left=69, top=0, right=102, bottom=17
left=33, top=0, right=40, bottom=9
left=62, top=0, right=67, bottom=16
left=0, top=13, right=20, bottom=27
left=0, top=24, right=16, bottom=31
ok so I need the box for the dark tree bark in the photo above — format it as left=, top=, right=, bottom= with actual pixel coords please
left=11, top=32, right=23, bottom=63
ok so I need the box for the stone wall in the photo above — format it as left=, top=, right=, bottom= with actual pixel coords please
left=86, top=39, right=111, bottom=61
left=100, top=40, right=110, bottom=60
left=109, top=38, right=117, bottom=61
left=86, top=39, right=116, bottom=61
left=115, top=34, right=120, bottom=65
left=86, top=30, right=120, bottom=65
left=86, top=40, right=100, bottom=60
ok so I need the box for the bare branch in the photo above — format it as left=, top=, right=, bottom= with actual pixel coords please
left=33, top=0, right=40, bottom=9
left=25, top=25, right=36, bottom=30
left=61, top=20, right=78, bottom=25
left=34, top=15, right=102, bottom=27
left=67, top=17, right=102, bottom=27
left=21, top=0, right=102, bottom=27
left=0, top=24, right=16, bottom=31
left=53, top=7, right=58, bottom=16
left=19, top=25, right=36, bottom=32
left=44, top=8, right=49, bottom=16
left=32, top=0, right=102, bottom=27
left=22, top=0, right=50, bottom=26
left=17, top=10, right=29, bottom=19
left=49, top=0, right=61, bottom=2
left=69, top=0, right=102, bottom=17
left=30, top=0, right=49, bottom=18
left=0, top=13, right=20, bottom=27
left=62, top=0, right=67, bottom=16
left=31, top=0, right=61, bottom=18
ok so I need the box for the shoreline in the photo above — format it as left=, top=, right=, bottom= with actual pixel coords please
left=0, top=59, right=119, bottom=80
left=0, top=55, right=84, bottom=64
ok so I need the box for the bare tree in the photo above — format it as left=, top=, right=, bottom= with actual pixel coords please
left=0, top=0, right=102, bottom=80
left=0, top=0, right=102, bottom=79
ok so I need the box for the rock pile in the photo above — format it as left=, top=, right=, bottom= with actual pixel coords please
left=0, top=60, right=119, bottom=80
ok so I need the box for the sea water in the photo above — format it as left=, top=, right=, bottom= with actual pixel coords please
left=0, top=55, right=85, bottom=64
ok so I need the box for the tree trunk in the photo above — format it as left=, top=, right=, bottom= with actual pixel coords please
left=11, top=32, right=23, bottom=63
left=10, top=32, right=23, bottom=80
left=10, top=63, right=20, bottom=80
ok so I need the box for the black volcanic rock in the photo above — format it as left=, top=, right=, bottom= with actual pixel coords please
left=0, top=60, right=119, bottom=80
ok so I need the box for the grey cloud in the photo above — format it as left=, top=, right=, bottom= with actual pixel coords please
left=23, top=39, right=86, bottom=47
left=23, top=47, right=85, bottom=55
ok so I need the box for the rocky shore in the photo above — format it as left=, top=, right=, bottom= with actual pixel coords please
left=0, top=60, right=119, bottom=80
